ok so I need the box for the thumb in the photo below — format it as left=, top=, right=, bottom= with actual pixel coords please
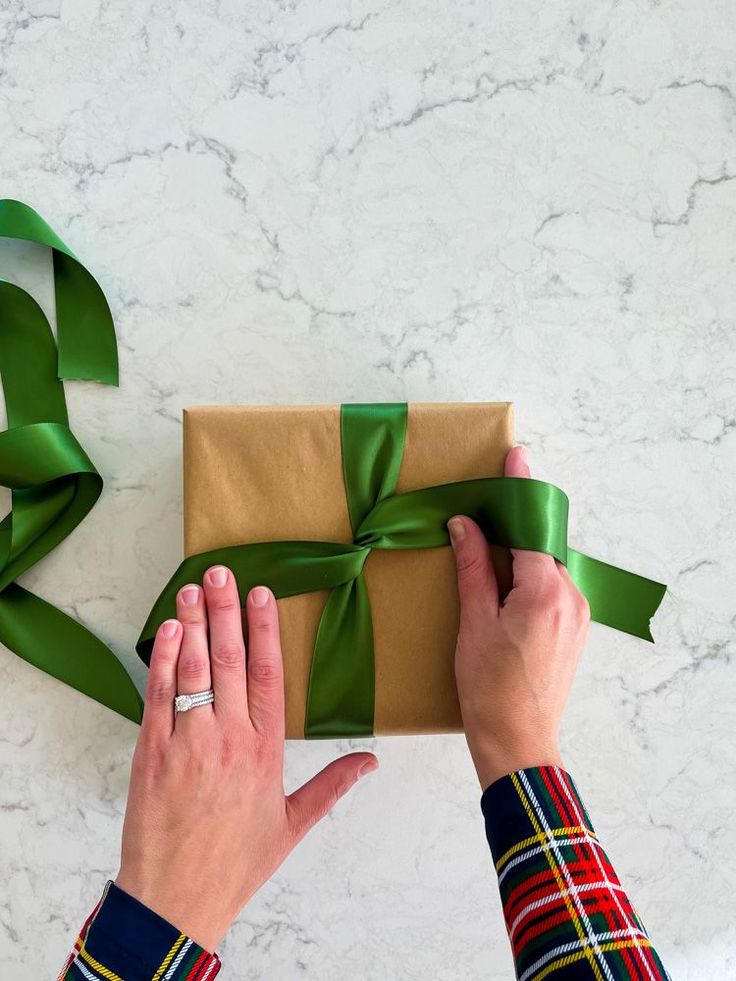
left=448, top=515, right=499, bottom=618
left=286, top=752, right=378, bottom=842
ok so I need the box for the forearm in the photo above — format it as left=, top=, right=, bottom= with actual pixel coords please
left=58, top=881, right=221, bottom=980
left=483, top=766, right=669, bottom=980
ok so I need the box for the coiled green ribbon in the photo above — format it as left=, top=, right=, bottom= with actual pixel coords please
left=136, top=403, right=667, bottom=738
left=0, top=200, right=142, bottom=723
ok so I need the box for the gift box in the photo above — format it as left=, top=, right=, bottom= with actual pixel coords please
left=182, top=402, right=514, bottom=738
left=137, top=401, right=665, bottom=736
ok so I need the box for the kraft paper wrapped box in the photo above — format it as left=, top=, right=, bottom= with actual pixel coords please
left=183, top=402, right=514, bottom=738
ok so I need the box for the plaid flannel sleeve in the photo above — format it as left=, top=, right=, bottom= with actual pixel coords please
left=482, top=766, right=669, bottom=981
left=57, top=880, right=221, bottom=981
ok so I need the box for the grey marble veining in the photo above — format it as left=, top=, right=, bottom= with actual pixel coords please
left=1, top=1, right=735, bottom=978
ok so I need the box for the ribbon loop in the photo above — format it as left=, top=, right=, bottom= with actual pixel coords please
left=356, top=476, right=569, bottom=558
left=0, top=422, right=96, bottom=489
left=0, top=199, right=118, bottom=385
left=340, top=402, right=408, bottom=533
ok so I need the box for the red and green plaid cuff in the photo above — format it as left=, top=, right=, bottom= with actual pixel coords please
left=57, top=880, right=221, bottom=980
left=482, top=766, right=670, bottom=981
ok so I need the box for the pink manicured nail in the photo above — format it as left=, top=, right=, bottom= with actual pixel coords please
left=447, top=517, right=465, bottom=544
left=207, top=566, right=228, bottom=588
left=516, top=445, right=528, bottom=464
left=180, top=585, right=199, bottom=606
left=359, top=759, right=379, bottom=778
left=161, top=619, right=180, bottom=639
left=250, top=586, right=271, bottom=607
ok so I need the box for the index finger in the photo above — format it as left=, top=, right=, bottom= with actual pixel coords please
left=505, top=445, right=559, bottom=584
left=141, top=618, right=182, bottom=740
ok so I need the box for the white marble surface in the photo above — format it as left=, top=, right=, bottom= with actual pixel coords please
left=1, top=1, right=735, bottom=977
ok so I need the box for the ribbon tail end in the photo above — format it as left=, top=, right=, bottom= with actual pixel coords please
left=58, top=363, right=119, bottom=388
left=643, top=582, right=668, bottom=643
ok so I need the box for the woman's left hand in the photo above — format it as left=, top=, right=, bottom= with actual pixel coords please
left=116, top=566, right=378, bottom=952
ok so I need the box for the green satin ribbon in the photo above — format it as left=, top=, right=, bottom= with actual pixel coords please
left=137, top=403, right=667, bottom=738
left=0, top=202, right=666, bottom=736
left=0, top=200, right=142, bottom=723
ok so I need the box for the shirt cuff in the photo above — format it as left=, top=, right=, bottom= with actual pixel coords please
left=481, top=764, right=595, bottom=867
left=60, top=880, right=221, bottom=980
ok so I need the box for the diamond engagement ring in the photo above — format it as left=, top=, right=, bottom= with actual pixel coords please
left=174, top=689, right=215, bottom=713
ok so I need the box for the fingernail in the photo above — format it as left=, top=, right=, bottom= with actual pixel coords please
left=250, top=586, right=271, bottom=607
left=180, top=585, right=199, bottom=606
left=161, top=619, right=180, bottom=639
left=207, top=566, right=228, bottom=588
left=516, top=444, right=528, bottom=464
left=358, top=759, right=379, bottom=778
left=447, top=517, right=465, bottom=544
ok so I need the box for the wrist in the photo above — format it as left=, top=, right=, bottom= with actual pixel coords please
left=115, top=869, right=226, bottom=953
left=467, top=735, right=563, bottom=792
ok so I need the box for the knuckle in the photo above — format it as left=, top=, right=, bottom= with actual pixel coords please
left=178, top=654, right=208, bottom=680
left=208, top=593, right=240, bottom=614
left=321, top=793, right=338, bottom=818
left=537, top=588, right=567, bottom=623
left=540, top=576, right=564, bottom=603
left=178, top=606, right=204, bottom=626
left=328, top=778, right=350, bottom=811
left=178, top=741, right=209, bottom=775
left=249, top=657, right=282, bottom=683
left=152, top=636, right=179, bottom=662
left=456, top=550, right=486, bottom=582
left=254, top=729, right=280, bottom=764
left=147, top=680, right=173, bottom=705
left=533, top=583, right=557, bottom=610
left=135, top=738, right=168, bottom=779
left=212, top=640, right=244, bottom=667
left=249, top=616, right=274, bottom=636
left=574, top=588, right=590, bottom=615
left=217, top=730, right=246, bottom=769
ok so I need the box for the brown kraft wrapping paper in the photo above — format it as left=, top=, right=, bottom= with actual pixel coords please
left=183, top=402, right=514, bottom=738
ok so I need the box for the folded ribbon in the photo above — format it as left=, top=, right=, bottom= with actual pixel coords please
left=136, top=403, right=667, bottom=738
left=0, top=200, right=142, bottom=723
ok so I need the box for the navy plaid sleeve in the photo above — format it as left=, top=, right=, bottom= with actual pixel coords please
left=482, top=766, right=670, bottom=980
left=57, top=880, right=221, bottom=980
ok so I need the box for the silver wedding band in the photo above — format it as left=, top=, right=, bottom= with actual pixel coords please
left=174, top=689, right=215, bottom=713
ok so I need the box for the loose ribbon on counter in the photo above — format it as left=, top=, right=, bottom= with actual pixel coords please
left=137, top=403, right=667, bottom=738
left=0, top=200, right=143, bottom=723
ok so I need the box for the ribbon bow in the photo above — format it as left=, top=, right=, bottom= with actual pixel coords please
left=136, top=404, right=667, bottom=738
